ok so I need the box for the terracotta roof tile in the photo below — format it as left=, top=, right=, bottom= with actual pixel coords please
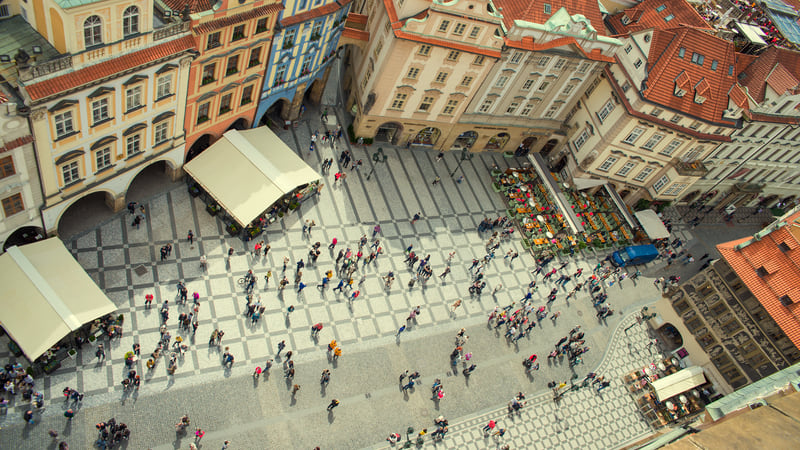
left=281, top=0, right=351, bottom=28
left=641, top=27, right=738, bottom=125
left=717, top=210, right=800, bottom=352
left=0, top=135, right=34, bottom=154
left=739, top=46, right=800, bottom=103
left=26, top=36, right=195, bottom=102
left=765, top=63, right=799, bottom=96
left=341, top=27, right=369, bottom=41
left=493, top=0, right=604, bottom=33
left=162, top=0, right=213, bottom=14
left=194, top=3, right=283, bottom=34
left=606, top=0, right=711, bottom=34
left=729, top=84, right=749, bottom=109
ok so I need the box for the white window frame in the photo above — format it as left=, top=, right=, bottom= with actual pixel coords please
left=634, top=166, right=655, bottom=182
left=62, top=161, right=80, bottom=184
left=616, top=161, right=637, bottom=177
left=91, top=98, right=109, bottom=124
left=478, top=99, right=494, bottom=113
left=653, top=175, right=670, bottom=193
left=54, top=111, right=74, bottom=138
left=573, top=129, right=589, bottom=150
left=126, top=134, right=141, bottom=156
left=495, top=76, right=509, bottom=88
left=126, top=85, right=142, bottom=111
left=123, top=6, right=139, bottom=37
left=597, top=156, right=618, bottom=172
left=154, top=121, right=169, bottom=144
left=622, top=127, right=645, bottom=145
left=641, top=134, right=664, bottom=150
left=660, top=139, right=683, bottom=156
left=157, top=74, right=173, bottom=99
left=95, top=147, right=112, bottom=171
left=596, top=99, right=615, bottom=123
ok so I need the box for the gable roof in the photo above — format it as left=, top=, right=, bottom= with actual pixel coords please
left=162, top=0, right=214, bottom=14
left=765, top=63, right=800, bottom=96
left=281, top=0, right=351, bottom=27
left=717, top=209, right=800, bottom=353
left=493, top=0, right=604, bottom=33
left=25, top=36, right=195, bottom=102
left=739, top=46, right=800, bottom=103
left=605, top=0, right=711, bottom=34
left=640, top=27, right=738, bottom=124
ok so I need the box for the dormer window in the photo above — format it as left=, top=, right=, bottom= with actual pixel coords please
left=779, top=295, right=793, bottom=306
left=779, top=242, right=791, bottom=252
left=675, top=71, right=691, bottom=98
left=756, top=266, right=768, bottom=277
left=695, top=93, right=706, bottom=104
left=694, top=78, right=710, bottom=104
left=691, top=52, right=705, bottom=66
left=621, top=15, right=631, bottom=25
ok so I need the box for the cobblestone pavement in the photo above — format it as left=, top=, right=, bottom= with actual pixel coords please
left=371, top=312, right=666, bottom=450
left=0, top=79, right=738, bottom=448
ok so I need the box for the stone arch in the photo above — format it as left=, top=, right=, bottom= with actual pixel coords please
left=451, top=130, right=477, bottom=150
left=259, top=98, right=292, bottom=126
left=374, top=122, right=403, bottom=145
left=540, top=138, right=559, bottom=158
left=485, top=132, right=510, bottom=151
left=186, top=134, right=214, bottom=164
left=124, top=158, right=180, bottom=204
left=55, top=189, right=118, bottom=238
left=411, top=127, right=441, bottom=147
left=227, top=117, right=249, bottom=131
left=2, top=226, right=46, bottom=252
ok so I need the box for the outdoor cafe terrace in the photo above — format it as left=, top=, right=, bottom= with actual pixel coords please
left=492, top=167, right=635, bottom=256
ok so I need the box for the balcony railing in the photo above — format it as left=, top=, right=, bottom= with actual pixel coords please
left=673, top=158, right=709, bottom=177
left=154, top=21, right=191, bottom=41
left=29, top=55, right=73, bottom=79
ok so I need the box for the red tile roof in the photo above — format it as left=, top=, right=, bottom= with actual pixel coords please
left=341, top=27, right=369, bottom=41
left=162, top=0, right=213, bottom=14
left=26, top=36, right=196, bottom=102
left=765, top=63, right=799, bottom=97
left=717, top=209, right=800, bottom=352
left=607, top=66, right=733, bottom=141
left=0, top=135, right=34, bottom=154
left=281, top=0, right=351, bottom=27
left=605, top=0, right=711, bottom=34
left=739, top=46, right=800, bottom=103
left=641, top=27, right=738, bottom=125
left=492, top=0, right=604, bottom=34
left=194, top=3, right=283, bottom=34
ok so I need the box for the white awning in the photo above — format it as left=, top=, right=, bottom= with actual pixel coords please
left=0, top=238, right=116, bottom=361
left=736, top=22, right=768, bottom=45
left=635, top=209, right=670, bottom=239
left=183, top=128, right=322, bottom=226
left=652, top=366, right=707, bottom=402
left=573, top=177, right=607, bottom=191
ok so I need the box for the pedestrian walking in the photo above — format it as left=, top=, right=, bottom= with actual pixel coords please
left=292, top=384, right=300, bottom=395
left=411, top=212, right=421, bottom=224
left=451, top=299, right=462, bottom=313
left=327, top=399, right=340, bottom=411
left=187, top=230, right=194, bottom=244
left=432, top=176, right=441, bottom=186
left=396, top=325, right=406, bottom=336
left=482, top=420, right=496, bottom=434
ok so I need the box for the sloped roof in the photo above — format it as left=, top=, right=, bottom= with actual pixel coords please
left=25, top=36, right=195, bottom=102
left=739, top=46, right=800, bottom=103
left=717, top=209, right=800, bottom=353
left=493, top=0, right=604, bottom=32
left=605, top=0, right=711, bottom=34
left=162, top=0, right=214, bottom=14
left=765, top=63, right=800, bottom=97
left=195, top=2, right=283, bottom=34
left=281, top=0, right=351, bottom=27
left=641, top=27, right=738, bottom=124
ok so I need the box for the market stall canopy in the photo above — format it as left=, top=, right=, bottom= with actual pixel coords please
left=603, top=183, right=638, bottom=229
left=651, top=366, right=707, bottom=402
left=635, top=209, right=670, bottom=239
left=573, top=177, right=607, bottom=191
left=528, top=153, right=584, bottom=234
left=183, top=128, right=322, bottom=226
left=734, top=22, right=769, bottom=46
left=0, top=238, right=116, bottom=361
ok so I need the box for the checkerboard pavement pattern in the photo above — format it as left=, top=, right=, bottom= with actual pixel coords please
left=372, top=312, right=666, bottom=450
left=0, top=120, right=552, bottom=419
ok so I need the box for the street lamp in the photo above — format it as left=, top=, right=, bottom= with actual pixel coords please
left=450, top=148, right=474, bottom=177
left=366, top=147, right=387, bottom=180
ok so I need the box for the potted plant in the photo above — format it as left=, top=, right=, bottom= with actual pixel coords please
left=248, top=227, right=263, bottom=238
left=227, top=223, right=240, bottom=236
left=67, top=348, right=77, bottom=358
left=288, top=202, right=299, bottom=210
left=117, top=314, right=124, bottom=325
left=43, top=360, right=61, bottom=374
left=188, top=184, right=201, bottom=197
left=206, top=203, right=220, bottom=216
left=88, top=335, right=96, bottom=343
left=278, top=211, right=284, bottom=218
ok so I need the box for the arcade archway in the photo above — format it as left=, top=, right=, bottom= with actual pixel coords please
left=57, top=191, right=117, bottom=239
left=451, top=131, right=477, bottom=150
left=485, top=132, right=510, bottom=151
left=186, top=134, right=213, bottom=164
left=411, top=127, right=440, bottom=147
left=540, top=139, right=558, bottom=158
left=227, top=117, right=249, bottom=131
left=374, top=122, right=403, bottom=145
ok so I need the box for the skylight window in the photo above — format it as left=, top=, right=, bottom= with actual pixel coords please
left=691, top=52, right=704, bottom=66
left=544, top=3, right=551, bottom=14
left=656, top=4, right=667, bottom=12
left=664, top=14, right=675, bottom=22
left=729, top=65, right=734, bottom=76
left=678, top=48, right=686, bottom=58
left=711, top=60, right=718, bottom=71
